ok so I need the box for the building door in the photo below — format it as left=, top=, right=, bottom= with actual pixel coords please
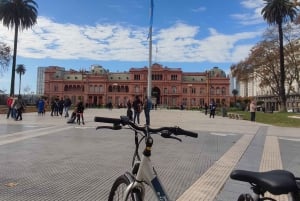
left=152, top=87, right=161, bottom=104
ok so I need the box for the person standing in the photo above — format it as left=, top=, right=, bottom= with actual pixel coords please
left=37, top=97, right=45, bottom=116
left=209, top=100, right=216, bottom=118
left=6, top=95, right=14, bottom=119
left=64, top=97, right=72, bottom=118
left=76, top=101, right=85, bottom=125
left=143, top=96, right=151, bottom=126
left=126, top=99, right=133, bottom=121
left=204, top=103, right=208, bottom=115
left=132, top=95, right=142, bottom=125
left=58, top=97, right=64, bottom=116
left=250, top=100, right=257, bottom=122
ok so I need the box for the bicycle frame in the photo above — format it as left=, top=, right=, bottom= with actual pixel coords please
left=123, top=134, right=170, bottom=201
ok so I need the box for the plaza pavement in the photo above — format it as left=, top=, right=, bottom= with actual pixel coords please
left=0, top=108, right=299, bottom=201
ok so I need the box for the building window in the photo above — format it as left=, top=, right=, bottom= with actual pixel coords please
left=183, top=88, right=187, bottom=94
left=95, top=85, right=99, bottom=93
left=200, top=88, right=204, bottom=94
left=134, top=74, right=140, bottom=80
left=191, top=88, right=196, bottom=94
left=172, top=86, right=177, bottom=93
left=216, top=87, right=221, bottom=95
left=164, top=88, right=168, bottom=94
left=210, top=87, right=215, bottom=95
left=152, top=74, right=163, bottom=80
left=171, top=74, right=177, bottom=80
left=222, top=87, right=226, bottom=95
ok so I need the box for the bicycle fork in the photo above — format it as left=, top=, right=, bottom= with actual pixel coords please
left=129, top=136, right=171, bottom=201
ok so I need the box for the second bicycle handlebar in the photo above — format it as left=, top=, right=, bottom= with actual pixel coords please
left=94, top=116, right=198, bottom=138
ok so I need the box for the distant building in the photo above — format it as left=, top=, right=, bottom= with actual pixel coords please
left=36, top=67, right=46, bottom=95
left=43, top=63, right=230, bottom=108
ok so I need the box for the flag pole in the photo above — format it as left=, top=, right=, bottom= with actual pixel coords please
left=147, top=0, right=153, bottom=100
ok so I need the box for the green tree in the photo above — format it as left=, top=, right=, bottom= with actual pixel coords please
left=0, top=42, right=11, bottom=75
left=0, top=0, right=38, bottom=96
left=261, top=0, right=297, bottom=112
left=16, top=64, right=25, bottom=96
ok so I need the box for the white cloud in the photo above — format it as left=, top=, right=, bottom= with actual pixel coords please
left=231, top=0, right=264, bottom=25
left=0, top=16, right=261, bottom=65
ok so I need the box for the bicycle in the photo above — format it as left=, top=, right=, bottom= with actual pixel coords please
left=230, top=169, right=300, bottom=201
left=94, top=115, right=198, bottom=201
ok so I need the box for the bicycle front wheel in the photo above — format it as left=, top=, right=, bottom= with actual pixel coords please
left=108, top=173, right=142, bottom=201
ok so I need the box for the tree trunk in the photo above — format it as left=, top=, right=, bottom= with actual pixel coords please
left=278, top=23, right=287, bottom=112
left=10, top=25, right=19, bottom=96
left=19, top=73, right=21, bottom=96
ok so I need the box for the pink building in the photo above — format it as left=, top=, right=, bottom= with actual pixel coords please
left=44, top=63, right=230, bottom=108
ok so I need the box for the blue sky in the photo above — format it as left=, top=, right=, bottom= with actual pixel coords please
left=0, top=0, right=267, bottom=94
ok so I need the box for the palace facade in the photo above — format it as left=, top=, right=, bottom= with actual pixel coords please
left=44, top=63, right=230, bottom=108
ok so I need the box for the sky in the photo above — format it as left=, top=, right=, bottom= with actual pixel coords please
left=0, top=0, right=268, bottom=94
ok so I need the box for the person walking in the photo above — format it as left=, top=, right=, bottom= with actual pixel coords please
left=14, top=96, right=25, bottom=121
left=143, top=96, right=151, bottom=126
left=132, top=95, right=142, bottom=125
left=250, top=100, right=257, bottom=122
left=209, top=100, right=216, bottom=118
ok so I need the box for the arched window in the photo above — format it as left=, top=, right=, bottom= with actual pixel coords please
left=108, top=85, right=113, bottom=92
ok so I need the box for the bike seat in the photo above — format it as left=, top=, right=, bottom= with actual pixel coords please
left=230, top=169, right=298, bottom=195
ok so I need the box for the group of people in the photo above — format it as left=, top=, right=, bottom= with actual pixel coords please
left=126, top=95, right=151, bottom=126
left=50, top=97, right=72, bottom=118
left=49, top=97, right=85, bottom=125
left=6, top=95, right=26, bottom=121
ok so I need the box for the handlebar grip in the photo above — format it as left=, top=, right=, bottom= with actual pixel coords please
left=94, top=116, right=121, bottom=124
left=176, top=128, right=198, bottom=138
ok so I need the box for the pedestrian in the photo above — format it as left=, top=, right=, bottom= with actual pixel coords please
left=209, top=100, right=216, bottom=118
left=126, top=99, right=133, bottom=121
left=76, top=101, right=85, bottom=125
left=250, top=100, right=257, bottom=122
left=132, top=95, right=142, bottom=124
left=37, top=97, right=45, bottom=116
left=58, top=97, right=64, bottom=116
left=6, top=95, right=14, bottom=119
left=143, top=96, right=151, bottom=126
left=14, top=96, right=25, bottom=121
left=64, top=97, right=72, bottom=118
left=204, top=103, right=208, bottom=115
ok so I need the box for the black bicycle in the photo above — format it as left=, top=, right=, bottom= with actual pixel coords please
left=230, top=169, right=300, bottom=201
left=94, top=115, right=198, bottom=201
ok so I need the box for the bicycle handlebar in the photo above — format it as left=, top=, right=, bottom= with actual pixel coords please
left=94, top=116, right=198, bottom=138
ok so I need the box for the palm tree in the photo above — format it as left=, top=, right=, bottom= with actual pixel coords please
left=16, top=64, right=25, bottom=96
left=0, top=0, right=38, bottom=96
left=261, top=0, right=297, bottom=112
